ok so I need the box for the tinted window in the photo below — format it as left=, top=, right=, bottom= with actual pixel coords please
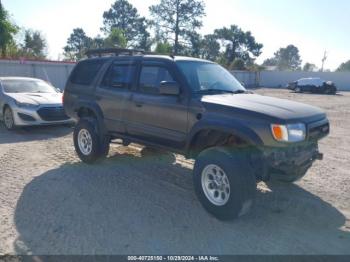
left=70, top=59, right=104, bottom=85
left=102, top=64, right=135, bottom=89
left=139, top=66, right=174, bottom=94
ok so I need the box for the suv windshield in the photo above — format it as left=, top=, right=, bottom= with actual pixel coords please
left=176, top=61, right=246, bottom=93
left=2, top=79, right=57, bottom=93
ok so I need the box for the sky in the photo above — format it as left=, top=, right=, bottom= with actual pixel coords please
left=2, top=0, right=350, bottom=70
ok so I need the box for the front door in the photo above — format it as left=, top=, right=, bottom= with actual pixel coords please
left=126, top=62, right=188, bottom=149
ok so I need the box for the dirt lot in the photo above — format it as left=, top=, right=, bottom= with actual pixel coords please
left=0, top=88, right=349, bottom=255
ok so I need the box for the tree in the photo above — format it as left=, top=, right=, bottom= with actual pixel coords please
left=303, top=62, right=317, bottom=72
left=269, top=45, right=302, bottom=71
left=22, top=30, right=47, bottom=58
left=337, top=60, right=350, bottom=72
left=262, top=58, right=277, bottom=67
left=229, top=58, right=246, bottom=70
left=103, top=28, right=127, bottom=48
left=155, top=42, right=172, bottom=54
left=63, top=28, right=92, bottom=61
left=213, top=25, right=263, bottom=66
left=149, top=0, right=205, bottom=55
left=0, top=2, right=19, bottom=57
left=200, top=34, right=220, bottom=61
left=102, top=0, right=150, bottom=49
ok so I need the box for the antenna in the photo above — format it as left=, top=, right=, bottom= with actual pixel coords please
left=321, top=50, right=327, bottom=72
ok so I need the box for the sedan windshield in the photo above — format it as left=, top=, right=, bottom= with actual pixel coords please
left=176, top=61, right=246, bottom=93
left=2, top=79, right=57, bottom=93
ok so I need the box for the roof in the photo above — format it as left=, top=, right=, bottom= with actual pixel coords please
left=81, top=54, right=213, bottom=64
left=0, top=77, right=43, bottom=81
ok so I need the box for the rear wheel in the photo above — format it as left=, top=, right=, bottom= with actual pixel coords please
left=3, top=106, right=16, bottom=130
left=295, top=87, right=302, bottom=93
left=193, top=147, right=256, bottom=220
left=73, top=118, right=110, bottom=163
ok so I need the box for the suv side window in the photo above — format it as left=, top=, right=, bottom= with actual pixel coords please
left=102, top=64, right=136, bottom=89
left=139, top=66, right=174, bottom=94
left=70, top=59, right=104, bottom=86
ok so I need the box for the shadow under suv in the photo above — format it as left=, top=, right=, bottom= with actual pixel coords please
left=63, top=48, right=329, bottom=220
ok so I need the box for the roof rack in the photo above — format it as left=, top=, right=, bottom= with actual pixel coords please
left=85, top=48, right=146, bottom=58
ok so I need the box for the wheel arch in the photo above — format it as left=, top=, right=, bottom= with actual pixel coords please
left=186, top=121, right=263, bottom=158
left=74, top=101, right=107, bottom=135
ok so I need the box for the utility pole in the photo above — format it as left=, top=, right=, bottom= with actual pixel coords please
left=321, top=50, right=327, bottom=72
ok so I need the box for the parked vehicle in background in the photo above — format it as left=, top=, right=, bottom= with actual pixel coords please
left=287, top=77, right=337, bottom=94
left=64, top=48, right=329, bottom=220
left=0, top=77, right=73, bottom=130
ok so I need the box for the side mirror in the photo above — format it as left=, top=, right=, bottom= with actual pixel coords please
left=159, top=81, right=180, bottom=95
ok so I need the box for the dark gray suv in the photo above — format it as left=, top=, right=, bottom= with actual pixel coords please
left=63, top=48, right=329, bottom=220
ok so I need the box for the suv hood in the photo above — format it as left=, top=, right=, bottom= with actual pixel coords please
left=6, top=92, right=63, bottom=106
left=202, top=93, right=325, bottom=122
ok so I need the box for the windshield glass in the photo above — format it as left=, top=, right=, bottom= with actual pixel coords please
left=1, top=79, right=57, bottom=93
left=176, top=61, right=246, bottom=93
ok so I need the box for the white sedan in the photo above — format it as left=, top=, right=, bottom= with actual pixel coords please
left=0, top=77, right=74, bottom=130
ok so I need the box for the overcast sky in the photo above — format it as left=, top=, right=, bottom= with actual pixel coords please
left=2, top=0, right=350, bottom=70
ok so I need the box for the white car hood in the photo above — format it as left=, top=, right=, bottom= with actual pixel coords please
left=7, top=92, right=63, bottom=105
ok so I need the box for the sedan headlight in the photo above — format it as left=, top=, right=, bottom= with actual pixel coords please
left=271, top=123, right=306, bottom=142
left=15, top=101, right=39, bottom=109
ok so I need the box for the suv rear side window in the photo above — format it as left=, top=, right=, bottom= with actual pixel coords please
left=70, top=59, right=104, bottom=86
left=139, top=66, right=174, bottom=94
left=102, top=64, right=136, bottom=89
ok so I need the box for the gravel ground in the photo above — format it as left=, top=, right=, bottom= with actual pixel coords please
left=0, top=88, right=349, bottom=255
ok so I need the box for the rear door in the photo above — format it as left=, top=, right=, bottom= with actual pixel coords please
left=126, top=60, right=188, bottom=148
left=95, top=60, right=137, bottom=133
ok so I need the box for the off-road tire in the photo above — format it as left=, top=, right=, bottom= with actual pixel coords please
left=73, top=118, right=110, bottom=163
left=193, top=147, right=256, bottom=220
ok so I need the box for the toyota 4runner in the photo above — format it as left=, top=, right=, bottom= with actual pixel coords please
left=63, top=48, right=329, bottom=220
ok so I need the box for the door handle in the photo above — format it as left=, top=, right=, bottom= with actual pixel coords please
left=135, top=102, right=143, bottom=108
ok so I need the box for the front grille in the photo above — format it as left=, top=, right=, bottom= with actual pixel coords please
left=37, top=107, right=69, bottom=121
left=308, top=122, right=329, bottom=140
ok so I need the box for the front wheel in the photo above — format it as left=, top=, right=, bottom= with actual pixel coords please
left=73, top=118, right=110, bottom=164
left=193, top=147, right=256, bottom=220
left=3, top=106, right=16, bottom=130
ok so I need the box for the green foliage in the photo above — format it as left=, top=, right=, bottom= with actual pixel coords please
left=336, top=60, right=350, bottom=72
left=229, top=58, right=246, bottom=70
left=21, top=30, right=47, bottom=58
left=214, top=25, right=263, bottom=66
left=0, top=3, right=19, bottom=57
left=104, top=28, right=127, bottom=48
left=269, top=45, right=302, bottom=71
left=63, top=28, right=92, bottom=61
left=303, top=62, right=317, bottom=72
left=262, top=58, right=277, bottom=67
left=200, top=34, right=220, bottom=61
left=102, top=0, right=150, bottom=49
left=155, top=42, right=172, bottom=54
left=149, top=0, right=205, bottom=55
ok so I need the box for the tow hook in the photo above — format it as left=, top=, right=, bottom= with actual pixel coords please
left=315, top=152, right=323, bottom=160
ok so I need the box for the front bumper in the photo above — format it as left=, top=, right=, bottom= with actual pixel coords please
left=12, top=104, right=74, bottom=126
left=261, top=142, right=322, bottom=182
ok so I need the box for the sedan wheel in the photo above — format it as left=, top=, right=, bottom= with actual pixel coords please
left=4, top=107, right=15, bottom=130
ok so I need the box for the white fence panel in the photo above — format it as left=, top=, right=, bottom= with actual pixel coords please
left=0, top=59, right=75, bottom=90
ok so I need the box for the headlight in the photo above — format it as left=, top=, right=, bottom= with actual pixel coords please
left=271, top=123, right=306, bottom=142
left=15, top=101, right=39, bottom=108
